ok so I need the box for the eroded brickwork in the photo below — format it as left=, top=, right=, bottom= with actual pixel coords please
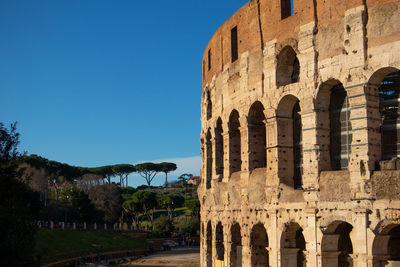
left=199, top=0, right=400, bottom=266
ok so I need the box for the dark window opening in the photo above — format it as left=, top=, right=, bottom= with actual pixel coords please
left=231, top=26, right=238, bottom=62
left=330, top=84, right=352, bottom=170
left=293, top=101, right=303, bottom=189
left=206, top=129, right=212, bottom=189
left=216, top=222, right=224, bottom=261
left=208, top=49, right=211, bottom=70
left=206, top=93, right=212, bottom=120
left=215, top=118, right=224, bottom=177
left=206, top=222, right=212, bottom=267
left=281, top=0, right=293, bottom=19
left=281, top=223, right=306, bottom=267
left=230, top=223, right=242, bottom=267
left=248, top=102, right=266, bottom=171
left=379, top=70, right=400, bottom=160
left=276, top=46, right=300, bottom=87
left=229, top=110, right=241, bottom=175
left=251, top=224, right=269, bottom=267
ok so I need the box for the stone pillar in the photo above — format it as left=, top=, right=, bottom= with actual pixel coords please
left=61, top=222, right=65, bottom=229
left=83, top=222, right=87, bottom=230
left=265, top=116, right=279, bottom=186
left=50, top=221, right=54, bottom=229
left=222, top=132, right=230, bottom=182
left=322, top=251, right=341, bottom=267
left=94, top=222, right=97, bottom=230
left=73, top=222, right=76, bottom=230
left=276, top=116, right=294, bottom=186
left=104, top=223, right=107, bottom=230
left=239, top=120, right=249, bottom=173
left=305, top=209, right=319, bottom=267
left=351, top=210, right=368, bottom=267
left=269, top=212, right=278, bottom=267
left=241, top=229, right=251, bottom=267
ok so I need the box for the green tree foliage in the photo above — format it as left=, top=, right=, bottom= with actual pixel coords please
left=159, top=162, right=177, bottom=187
left=178, top=173, right=193, bottom=186
left=134, top=162, right=162, bottom=188
left=153, top=215, right=174, bottom=237
left=122, top=199, right=142, bottom=230
left=176, top=217, right=199, bottom=236
left=0, top=122, right=39, bottom=266
left=88, top=184, right=121, bottom=223
left=157, top=193, right=185, bottom=220
left=184, top=198, right=200, bottom=219
left=112, top=164, right=136, bottom=187
left=131, top=190, right=158, bottom=228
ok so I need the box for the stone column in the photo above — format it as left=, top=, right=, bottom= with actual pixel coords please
left=304, top=209, right=319, bottom=267
left=239, top=117, right=249, bottom=173
left=269, top=212, right=278, bottom=267
left=222, top=131, right=230, bottom=182
left=351, top=210, right=368, bottom=267
left=281, top=248, right=300, bottom=267
left=265, top=116, right=279, bottom=186
left=61, top=222, right=65, bottom=229
left=83, top=222, right=87, bottom=230
left=94, top=222, right=97, bottom=230
left=241, top=228, right=251, bottom=267
left=73, top=222, right=76, bottom=230
left=50, top=221, right=54, bottom=229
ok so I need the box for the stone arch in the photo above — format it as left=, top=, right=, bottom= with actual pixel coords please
left=321, top=221, right=354, bottom=267
left=229, top=110, right=242, bottom=175
left=206, top=128, right=212, bottom=189
left=316, top=79, right=352, bottom=171
left=276, top=95, right=303, bottom=188
left=372, top=222, right=400, bottom=266
left=276, top=46, right=300, bottom=87
left=280, top=222, right=306, bottom=267
left=206, top=221, right=212, bottom=267
left=230, top=222, right=242, bottom=267
left=368, top=67, right=400, bottom=162
left=250, top=223, right=269, bottom=267
left=248, top=102, right=267, bottom=172
left=206, top=91, right=212, bottom=120
left=216, top=222, right=224, bottom=262
left=215, top=117, right=224, bottom=177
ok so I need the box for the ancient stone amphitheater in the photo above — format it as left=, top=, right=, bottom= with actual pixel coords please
left=198, top=0, right=400, bottom=266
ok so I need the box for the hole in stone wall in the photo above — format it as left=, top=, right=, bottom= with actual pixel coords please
left=231, top=26, right=238, bottom=62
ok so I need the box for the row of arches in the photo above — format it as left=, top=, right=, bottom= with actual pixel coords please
left=204, top=220, right=400, bottom=267
left=204, top=68, right=400, bottom=189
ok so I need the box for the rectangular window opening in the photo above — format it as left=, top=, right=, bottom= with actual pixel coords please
left=281, top=0, right=293, bottom=19
left=231, top=26, right=238, bottom=62
left=208, top=49, right=211, bottom=70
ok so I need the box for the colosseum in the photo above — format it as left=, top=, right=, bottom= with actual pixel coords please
left=198, top=0, right=400, bottom=266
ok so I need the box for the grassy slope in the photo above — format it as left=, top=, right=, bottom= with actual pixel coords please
left=34, top=229, right=148, bottom=264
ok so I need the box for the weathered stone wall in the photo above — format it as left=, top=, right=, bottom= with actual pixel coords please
left=199, top=0, right=400, bottom=266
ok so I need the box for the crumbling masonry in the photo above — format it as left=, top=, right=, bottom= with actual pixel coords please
left=198, top=0, right=400, bottom=266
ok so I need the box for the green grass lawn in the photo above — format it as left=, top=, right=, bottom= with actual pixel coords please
left=34, top=229, right=148, bottom=265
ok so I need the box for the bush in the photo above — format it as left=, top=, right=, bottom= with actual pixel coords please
left=176, top=217, right=199, bottom=236
left=153, top=215, right=174, bottom=237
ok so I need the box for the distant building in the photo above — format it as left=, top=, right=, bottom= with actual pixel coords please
left=188, top=176, right=201, bottom=186
left=198, top=0, right=400, bottom=266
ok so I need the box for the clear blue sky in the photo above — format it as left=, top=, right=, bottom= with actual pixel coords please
left=0, top=0, right=247, bottom=187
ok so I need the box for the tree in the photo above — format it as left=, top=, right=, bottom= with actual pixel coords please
left=159, top=162, right=177, bottom=187
left=0, top=122, right=38, bottom=266
left=112, top=164, right=136, bottom=187
left=122, top=199, right=143, bottom=230
left=153, top=215, right=174, bottom=237
left=157, top=193, right=185, bottom=220
left=134, top=162, right=162, bottom=188
left=88, top=184, right=121, bottom=223
left=178, top=173, right=193, bottom=186
left=131, top=190, right=157, bottom=229
left=177, top=217, right=199, bottom=236
left=184, top=198, right=200, bottom=219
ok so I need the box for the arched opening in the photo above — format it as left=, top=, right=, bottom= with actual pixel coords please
left=280, top=222, right=306, bottom=267
left=372, top=224, right=400, bottom=266
left=276, top=46, right=300, bottom=87
left=322, top=221, right=353, bottom=267
left=229, top=110, right=241, bottom=175
left=330, top=84, right=352, bottom=170
left=248, top=102, right=266, bottom=171
left=215, top=118, right=224, bottom=177
left=379, top=70, right=400, bottom=161
left=251, top=223, right=269, bottom=267
left=230, top=223, right=242, bottom=267
left=216, top=222, right=225, bottom=262
left=207, top=222, right=213, bottom=267
left=207, top=92, right=212, bottom=120
left=206, top=129, right=212, bottom=189
left=277, top=95, right=303, bottom=188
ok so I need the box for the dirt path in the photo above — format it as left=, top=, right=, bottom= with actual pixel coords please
left=123, top=247, right=200, bottom=267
